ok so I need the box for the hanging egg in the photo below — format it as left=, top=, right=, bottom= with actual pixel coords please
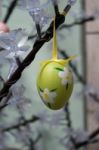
left=36, top=18, right=75, bottom=110
left=37, top=59, right=74, bottom=110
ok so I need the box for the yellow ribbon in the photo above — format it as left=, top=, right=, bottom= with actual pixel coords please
left=52, top=18, right=57, bottom=60
left=41, top=18, right=77, bottom=67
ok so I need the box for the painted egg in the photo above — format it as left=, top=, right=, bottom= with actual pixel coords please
left=37, top=60, right=74, bottom=110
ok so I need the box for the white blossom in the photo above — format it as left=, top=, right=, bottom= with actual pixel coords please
left=58, top=67, right=72, bottom=85
left=0, top=29, right=29, bottom=78
left=40, top=88, right=57, bottom=103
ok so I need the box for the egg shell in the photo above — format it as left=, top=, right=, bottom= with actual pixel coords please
left=37, top=61, right=74, bottom=110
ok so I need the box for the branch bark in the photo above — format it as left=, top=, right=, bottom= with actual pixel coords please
left=3, top=0, right=18, bottom=23
left=76, top=128, right=99, bottom=148
left=0, top=116, right=39, bottom=132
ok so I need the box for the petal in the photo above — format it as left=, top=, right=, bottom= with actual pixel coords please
left=18, top=34, right=28, bottom=47
left=17, top=51, right=24, bottom=56
left=6, top=52, right=15, bottom=59
left=0, top=38, right=12, bottom=50
left=44, top=88, right=49, bottom=94
left=64, top=68, right=69, bottom=75
left=51, top=92, right=57, bottom=98
left=59, top=71, right=65, bottom=78
left=19, top=45, right=30, bottom=52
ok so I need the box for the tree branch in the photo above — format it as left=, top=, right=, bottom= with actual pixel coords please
left=0, top=4, right=71, bottom=103
left=3, top=0, right=18, bottom=23
left=64, top=103, right=72, bottom=128
left=59, top=15, right=95, bottom=29
left=76, top=128, right=99, bottom=148
left=0, top=116, right=39, bottom=132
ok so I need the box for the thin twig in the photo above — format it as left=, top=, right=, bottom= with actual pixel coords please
left=35, top=23, right=41, bottom=39
left=52, top=0, right=60, bottom=15
left=76, top=138, right=99, bottom=148
left=59, top=16, right=95, bottom=29
left=3, top=0, right=18, bottom=23
left=0, top=76, right=5, bottom=83
left=28, top=15, right=97, bottom=41
left=28, top=135, right=42, bottom=150
left=0, top=116, right=39, bottom=132
left=64, top=103, right=72, bottom=128
left=76, top=128, right=99, bottom=148
left=64, top=103, right=77, bottom=148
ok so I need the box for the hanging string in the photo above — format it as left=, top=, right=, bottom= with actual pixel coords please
left=52, top=18, right=58, bottom=60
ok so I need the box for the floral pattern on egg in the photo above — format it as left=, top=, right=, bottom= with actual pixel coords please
left=37, top=61, right=74, bottom=110
left=40, top=88, right=57, bottom=104
left=58, top=67, right=72, bottom=86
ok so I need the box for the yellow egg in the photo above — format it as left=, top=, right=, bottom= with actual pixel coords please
left=37, top=60, right=74, bottom=110
left=36, top=18, right=75, bottom=110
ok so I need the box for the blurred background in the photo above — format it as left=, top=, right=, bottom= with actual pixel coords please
left=0, top=0, right=99, bottom=150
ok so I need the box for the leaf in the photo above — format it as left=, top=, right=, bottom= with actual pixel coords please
left=50, top=88, right=57, bottom=92
left=55, top=67, right=64, bottom=71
